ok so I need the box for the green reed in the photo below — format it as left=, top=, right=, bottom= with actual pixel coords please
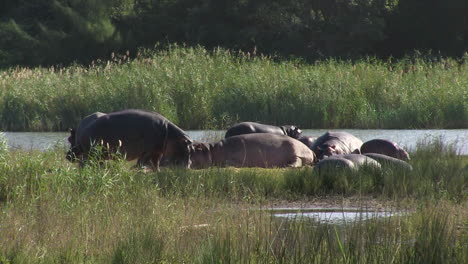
left=1, top=46, right=467, bottom=131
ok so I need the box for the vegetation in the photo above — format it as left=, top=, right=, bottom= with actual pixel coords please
left=1, top=46, right=466, bottom=131
left=1, top=0, right=467, bottom=67
left=0, top=135, right=466, bottom=263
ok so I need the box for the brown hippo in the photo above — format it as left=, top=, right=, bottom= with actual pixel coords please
left=297, top=135, right=317, bottom=150
left=225, top=122, right=302, bottom=139
left=190, top=133, right=315, bottom=169
left=364, top=153, right=413, bottom=171
left=67, top=109, right=193, bottom=170
left=361, top=139, right=410, bottom=161
left=67, top=112, right=107, bottom=161
left=311, top=131, right=363, bottom=160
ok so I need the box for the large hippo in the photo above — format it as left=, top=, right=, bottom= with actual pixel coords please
left=190, top=133, right=315, bottom=169
left=67, top=112, right=107, bottom=161
left=311, top=131, right=363, bottom=160
left=66, top=109, right=193, bottom=170
left=364, top=153, right=413, bottom=171
left=225, top=122, right=302, bottom=139
left=361, top=139, right=410, bottom=161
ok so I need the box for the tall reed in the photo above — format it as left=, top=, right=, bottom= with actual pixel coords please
left=1, top=46, right=466, bottom=131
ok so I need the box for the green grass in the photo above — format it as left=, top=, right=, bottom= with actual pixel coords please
left=0, top=46, right=467, bottom=131
left=0, top=137, right=466, bottom=263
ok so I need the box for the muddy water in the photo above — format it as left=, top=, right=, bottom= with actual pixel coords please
left=2, top=129, right=467, bottom=154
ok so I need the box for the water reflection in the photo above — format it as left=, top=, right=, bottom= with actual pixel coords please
left=271, top=208, right=398, bottom=224
left=2, top=129, right=467, bottom=154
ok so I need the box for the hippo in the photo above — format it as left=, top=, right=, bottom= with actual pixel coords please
left=314, top=154, right=380, bottom=174
left=225, top=122, right=302, bottom=139
left=364, top=153, right=413, bottom=171
left=66, top=109, right=193, bottom=170
left=190, top=133, right=315, bottom=169
left=311, top=131, right=363, bottom=160
left=361, top=139, right=410, bottom=161
left=297, top=135, right=317, bottom=150
left=67, top=112, right=107, bottom=161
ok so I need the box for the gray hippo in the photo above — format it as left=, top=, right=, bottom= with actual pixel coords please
left=361, top=139, right=410, bottom=161
left=364, top=153, right=413, bottom=171
left=67, top=112, right=107, bottom=161
left=297, top=135, right=317, bottom=150
left=314, top=154, right=380, bottom=173
left=225, top=122, right=302, bottom=139
left=190, top=133, right=315, bottom=169
left=67, top=109, right=193, bottom=170
left=311, top=131, right=363, bottom=160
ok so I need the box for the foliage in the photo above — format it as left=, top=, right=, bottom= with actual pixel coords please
left=0, top=0, right=467, bottom=67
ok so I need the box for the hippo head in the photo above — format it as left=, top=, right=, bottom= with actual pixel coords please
left=66, top=128, right=81, bottom=162
left=397, top=148, right=410, bottom=161
left=165, top=136, right=193, bottom=169
left=283, top=125, right=303, bottom=139
left=189, top=142, right=212, bottom=169
left=316, top=144, right=340, bottom=160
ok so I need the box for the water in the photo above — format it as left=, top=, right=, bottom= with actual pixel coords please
left=270, top=207, right=399, bottom=224
left=2, top=129, right=467, bottom=154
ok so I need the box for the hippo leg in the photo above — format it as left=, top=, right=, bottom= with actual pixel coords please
left=150, top=152, right=163, bottom=172
left=286, top=157, right=303, bottom=168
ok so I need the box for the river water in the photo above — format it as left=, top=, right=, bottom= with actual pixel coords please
left=2, top=129, right=468, bottom=154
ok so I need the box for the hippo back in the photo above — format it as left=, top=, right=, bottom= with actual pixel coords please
left=197, top=133, right=315, bottom=168
left=361, top=139, right=410, bottom=161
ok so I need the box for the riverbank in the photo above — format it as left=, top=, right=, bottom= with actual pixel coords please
left=1, top=46, right=467, bottom=131
left=0, top=138, right=466, bottom=263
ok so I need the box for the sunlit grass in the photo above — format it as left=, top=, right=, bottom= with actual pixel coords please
left=1, top=46, right=466, bottom=131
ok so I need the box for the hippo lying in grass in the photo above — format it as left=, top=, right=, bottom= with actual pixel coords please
left=314, top=154, right=381, bottom=174
left=364, top=153, right=413, bottom=171
left=190, top=133, right=315, bottom=169
left=311, top=131, right=363, bottom=160
left=66, top=109, right=193, bottom=171
left=361, top=139, right=410, bottom=161
left=225, top=122, right=302, bottom=139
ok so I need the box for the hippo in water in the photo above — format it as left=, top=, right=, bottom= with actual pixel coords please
left=225, top=122, right=302, bottom=139
left=66, top=109, right=193, bottom=170
left=190, top=133, right=315, bottom=169
left=311, top=131, right=363, bottom=160
left=361, top=139, right=410, bottom=161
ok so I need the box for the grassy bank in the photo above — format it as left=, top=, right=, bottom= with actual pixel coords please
left=0, top=138, right=466, bottom=263
left=1, top=46, right=467, bottom=131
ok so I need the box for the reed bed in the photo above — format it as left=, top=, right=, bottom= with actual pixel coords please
left=1, top=46, right=467, bottom=131
left=0, top=136, right=466, bottom=263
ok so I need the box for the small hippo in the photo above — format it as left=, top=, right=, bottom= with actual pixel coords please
left=311, top=131, right=363, bottom=160
left=190, top=133, right=315, bottom=169
left=225, top=122, right=302, bottom=139
left=364, top=153, right=413, bottom=171
left=361, top=139, right=410, bottom=161
left=314, top=154, right=381, bottom=174
left=297, top=136, right=317, bottom=150
left=67, top=109, right=193, bottom=170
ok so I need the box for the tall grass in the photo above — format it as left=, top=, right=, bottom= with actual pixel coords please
left=0, top=46, right=466, bottom=131
left=0, top=139, right=466, bottom=263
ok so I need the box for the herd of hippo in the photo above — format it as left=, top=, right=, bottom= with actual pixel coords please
left=66, top=109, right=412, bottom=173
